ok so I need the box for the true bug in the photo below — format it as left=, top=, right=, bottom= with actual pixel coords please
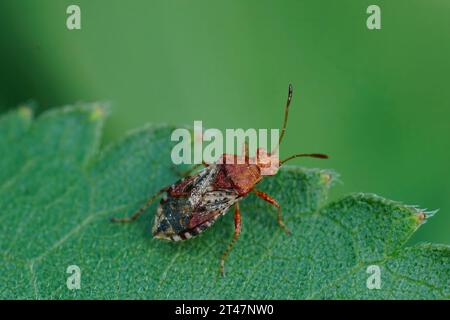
left=111, top=84, right=328, bottom=275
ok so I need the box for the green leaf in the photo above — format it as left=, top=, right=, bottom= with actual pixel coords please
left=1, top=104, right=448, bottom=299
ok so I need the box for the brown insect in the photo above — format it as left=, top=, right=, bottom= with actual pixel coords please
left=111, top=84, right=328, bottom=275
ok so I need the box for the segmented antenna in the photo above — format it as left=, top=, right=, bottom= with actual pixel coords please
left=269, top=84, right=293, bottom=156
left=280, top=153, right=328, bottom=165
left=278, top=83, right=293, bottom=146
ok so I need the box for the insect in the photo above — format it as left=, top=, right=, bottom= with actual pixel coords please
left=111, top=84, right=328, bottom=275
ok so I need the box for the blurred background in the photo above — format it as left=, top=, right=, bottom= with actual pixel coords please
left=0, top=0, right=448, bottom=244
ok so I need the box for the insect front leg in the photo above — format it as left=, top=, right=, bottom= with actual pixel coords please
left=110, top=188, right=168, bottom=223
left=253, top=190, right=291, bottom=235
left=220, top=202, right=242, bottom=276
left=242, top=141, right=249, bottom=159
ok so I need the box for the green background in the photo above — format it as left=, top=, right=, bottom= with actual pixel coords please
left=0, top=0, right=448, bottom=244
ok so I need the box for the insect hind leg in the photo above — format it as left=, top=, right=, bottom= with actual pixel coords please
left=110, top=188, right=167, bottom=223
left=220, top=202, right=242, bottom=276
left=254, top=190, right=291, bottom=235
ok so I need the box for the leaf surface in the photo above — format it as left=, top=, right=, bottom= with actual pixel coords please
left=0, top=104, right=448, bottom=299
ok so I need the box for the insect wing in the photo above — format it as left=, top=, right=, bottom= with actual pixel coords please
left=154, top=165, right=240, bottom=240
left=188, top=165, right=219, bottom=207
left=188, top=188, right=240, bottom=231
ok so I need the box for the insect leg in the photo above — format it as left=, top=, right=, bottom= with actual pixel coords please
left=220, top=202, right=242, bottom=276
left=242, top=141, right=249, bottom=160
left=253, top=190, right=291, bottom=235
left=110, top=188, right=167, bottom=223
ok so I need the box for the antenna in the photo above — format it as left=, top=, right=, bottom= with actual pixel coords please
left=269, top=84, right=293, bottom=156
left=280, top=153, right=328, bottom=165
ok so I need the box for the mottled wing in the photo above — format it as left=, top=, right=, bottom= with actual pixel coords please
left=187, top=187, right=240, bottom=235
left=153, top=164, right=240, bottom=241
left=188, top=164, right=220, bottom=207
